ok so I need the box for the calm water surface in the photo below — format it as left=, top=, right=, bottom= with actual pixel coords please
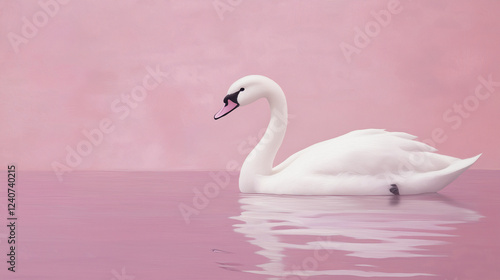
left=1, top=170, right=499, bottom=280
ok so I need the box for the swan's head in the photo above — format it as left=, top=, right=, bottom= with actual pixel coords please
left=214, top=75, right=282, bottom=120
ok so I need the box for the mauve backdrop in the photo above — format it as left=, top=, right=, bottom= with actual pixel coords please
left=1, top=0, right=499, bottom=177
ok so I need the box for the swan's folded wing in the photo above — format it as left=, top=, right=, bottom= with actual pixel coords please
left=273, top=129, right=450, bottom=178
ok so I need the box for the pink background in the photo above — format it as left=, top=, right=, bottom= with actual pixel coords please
left=1, top=0, right=499, bottom=174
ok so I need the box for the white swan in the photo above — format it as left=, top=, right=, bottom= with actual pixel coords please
left=214, top=75, right=480, bottom=195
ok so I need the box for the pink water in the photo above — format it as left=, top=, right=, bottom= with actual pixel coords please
left=1, top=170, right=499, bottom=280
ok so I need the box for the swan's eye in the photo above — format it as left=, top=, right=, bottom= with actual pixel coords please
left=240, top=88, right=245, bottom=92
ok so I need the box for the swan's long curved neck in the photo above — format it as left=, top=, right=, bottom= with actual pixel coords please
left=240, top=90, right=288, bottom=192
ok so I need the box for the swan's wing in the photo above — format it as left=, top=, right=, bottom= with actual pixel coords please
left=267, top=129, right=479, bottom=195
left=272, top=129, right=388, bottom=173
left=273, top=129, right=450, bottom=177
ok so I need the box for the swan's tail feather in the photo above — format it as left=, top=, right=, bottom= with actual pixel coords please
left=403, top=154, right=481, bottom=194
left=439, top=153, right=481, bottom=185
left=456, top=154, right=482, bottom=171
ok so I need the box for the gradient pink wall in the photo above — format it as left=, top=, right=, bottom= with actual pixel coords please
left=1, top=0, right=499, bottom=175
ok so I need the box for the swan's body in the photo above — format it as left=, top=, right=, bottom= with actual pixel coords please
left=214, top=75, right=480, bottom=195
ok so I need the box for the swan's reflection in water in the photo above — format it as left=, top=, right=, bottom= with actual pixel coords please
left=230, top=194, right=482, bottom=279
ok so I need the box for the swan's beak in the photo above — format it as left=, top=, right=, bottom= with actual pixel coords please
left=214, top=88, right=243, bottom=120
left=214, top=99, right=239, bottom=120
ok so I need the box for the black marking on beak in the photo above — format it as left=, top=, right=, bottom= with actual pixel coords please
left=223, top=87, right=245, bottom=106
left=214, top=88, right=245, bottom=120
